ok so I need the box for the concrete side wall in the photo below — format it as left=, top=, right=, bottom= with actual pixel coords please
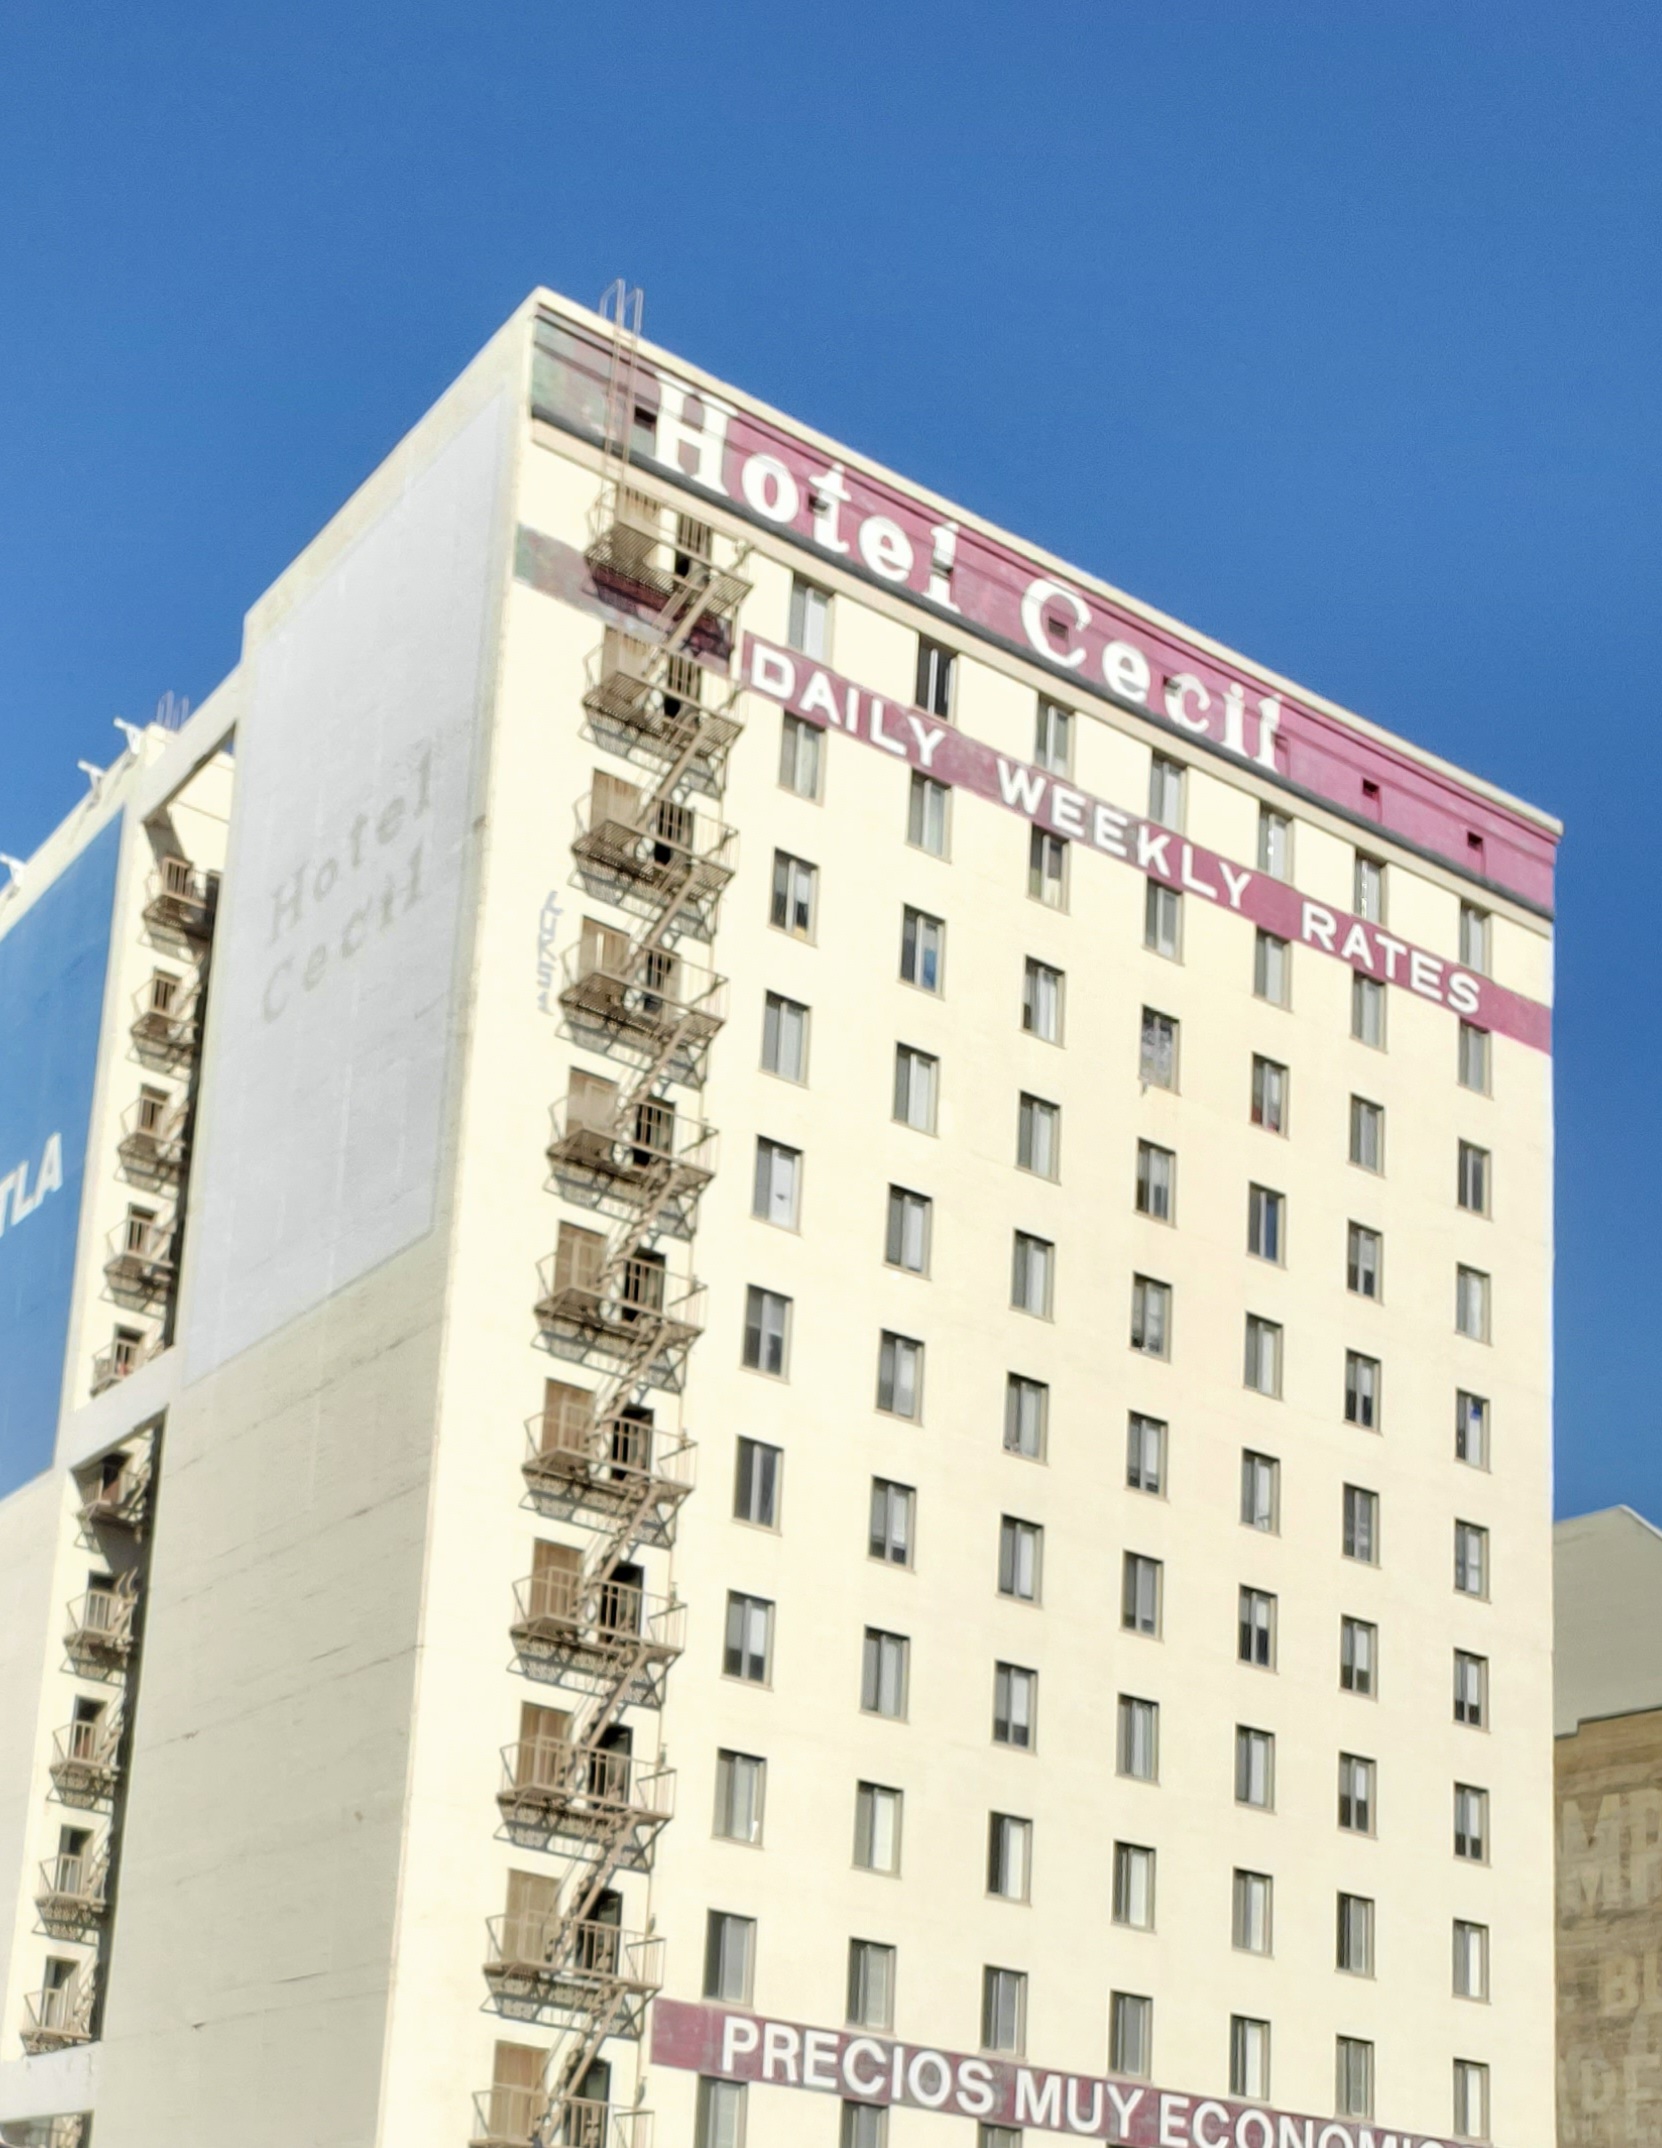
left=1555, top=1509, right=1662, bottom=1735
left=1556, top=1708, right=1662, bottom=2145
left=90, top=1236, right=449, bottom=2145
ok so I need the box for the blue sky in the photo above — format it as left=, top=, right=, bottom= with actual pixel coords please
left=2, top=2, right=1656, bottom=1516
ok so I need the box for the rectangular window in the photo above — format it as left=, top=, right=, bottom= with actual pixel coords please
left=778, top=713, right=823, bottom=799
left=1337, top=1893, right=1375, bottom=1975
left=696, top=2078, right=746, bottom=2148
left=1457, top=1391, right=1490, bottom=1470
left=1455, top=1522, right=1489, bottom=1599
left=993, top=1662, right=1037, bottom=1750
left=1004, top=1375, right=1048, bottom=1460
left=1458, top=1021, right=1491, bottom=1094
left=714, top=1751, right=766, bottom=1844
left=1336, top=2038, right=1375, bottom=2121
left=854, top=1783, right=902, bottom=1873
left=1458, top=1141, right=1490, bottom=1215
left=1144, top=881, right=1182, bottom=959
left=1258, top=807, right=1291, bottom=878
left=1453, top=2059, right=1490, bottom=2142
left=1239, top=1587, right=1277, bottom=1670
left=1455, top=1784, right=1488, bottom=1861
left=1250, top=1054, right=1287, bottom=1132
left=1454, top=1920, right=1490, bottom=2000
left=901, top=907, right=945, bottom=992
left=1029, top=828, right=1068, bottom=908
left=1148, top=753, right=1185, bottom=829
left=1253, top=929, right=1291, bottom=1007
left=1140, top=1008, right=1179, bottom=1090
left=908, top=772, right=950, bottom=856
left=1117, top=1695, right=1159, bottom=1781
left=1343, top=1486, right=1379, bottom=1564
left=752, top=1138, right=801, bottom=1228
left=1011, top=1233, right=1054, bottom=1318
left=916, top=638, right=954, bottom=718
left=1247, top=1184, right=1285, bottom=1262
left=761, top=992, right=809, bottom=1081
left=1339, top=1753, right=1376, bottom=1834
left=1110, top=1992, right=1152, bottom=2078
left=1345, top=1351, right=1381, bottom=1430
left=1035, top=700, right=1073, bottom=775
left=1352, top=975, right=1386, bottom=1048
left=723, top=1594, right=773, bottom=1683
left=1023, top=958, right=1064, bottom=1042
left=1459, top=902, right=1491, bottom=974
left=733, top=1438, right=781, bottom=1528
left=841, top=2104, right=887, bottom=2148
left=861, top=1629, right=909, bottom=1718
left=1235, top=1727, right=1275, bottom=1808
left=1340, top=1617, right=1377, bottom=1697
left=979, top=2131, right=1021, bottom=2148
left=1244, top=1316, right=1282, bottom=1397
left=1456, top=1266, right=1491, bottom=1341
left=703, top=1911, right=756, bottom=2003
left=770, top=850, right=817, bottom=937
left=788, top=575, right=830, bottom=658
left=1354, top=854, right=1385, bottom=922
left=885, top=1186, right=932, bottom=1274
left=1350, top=1096, right=1384, bottom=1172
left=743, top=1287, right=791, bottom=1376
left=1122, top=1553, right=1162, bottom=1638
left=1347, top=1223, right=1383, bottom=1299
left=1131, top=1277, right=1172, bottom=1358
left=1135, top=1140, right=1175, bottom=1221
left=893, top=1046, right=939, bottom=1132
left=877, top=1332, right=924, bottom=1419
left=981, top=1967, right=1027, bottom=2055
left=1112, top=1842, right=1156, bottom=1930
left=1019, top=1095, right=1061, bottom=1179
left=1126, top=1413, right=1166, bottom=1495
left=1233, top=1870, right=1272, bottom=1954
left=1230, top=2016, right=1271, bottom=2100
left=987, top=1813, right=1033, bottom=1900
left=1454, top=1650, right=1488, bottom=1728
left=1241, top=1450, right=1280, bottom=1532
left=869, top=1479, right=915, bottom=1567
left=999, top=1517, right=1043, bottom=1604
left=847, top=1940, right=896, bottom=2029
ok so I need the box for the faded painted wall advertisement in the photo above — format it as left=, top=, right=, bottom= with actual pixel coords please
left=0, top=816, right=121, bottom=1494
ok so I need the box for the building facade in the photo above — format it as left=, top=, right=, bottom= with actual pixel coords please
left=0, top=289, right=1557, bottom=2148
left=1554, top=1507, right=1662, bottom=2146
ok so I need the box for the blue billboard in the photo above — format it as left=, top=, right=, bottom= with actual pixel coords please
left=0, top=816, right=121, bottom=1498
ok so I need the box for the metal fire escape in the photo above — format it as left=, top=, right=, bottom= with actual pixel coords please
left=474, top=282, right=750, bottom=2148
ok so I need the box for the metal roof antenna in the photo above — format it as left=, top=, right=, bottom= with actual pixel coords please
left=0, top=854, right=26, bottom=888
left=113, top=719, right=145, bottom=753
left=77, top=761, right=105, bottom=798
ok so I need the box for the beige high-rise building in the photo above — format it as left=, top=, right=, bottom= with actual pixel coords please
left=0, top=287, right=1558, bottom=2148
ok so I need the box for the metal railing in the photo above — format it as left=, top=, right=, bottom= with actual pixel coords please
left=535, top=1255, right=706, bottom=1360
left=103, top=1219, right=177, bottom=1301
left=49, top=1715, right=122, bottom=1803
left=35, top=1850, right=108, bottom=1930
left=78, top=1450, right=151, bottom=1532
left=508, top=1573, right=685, bottom=1669
left=498, top=1734, right=676, bottom=1833
left=547, top=1094, right=717, bottom=1207
left=117, top=1094, right=189, bottom=1185
left=64, top=1581, right=138, bottom=1672
left=523, top=1397, right=695, bottom=1504
left=585, top=489, right=751, bottom=628
left=558, top=944, right=726, bottom=1056
left=90, top=1331, right=155, bottom=1395
left=143, top=858, right=217, bottom=941
left=470, top=2087, right=651, bottom=2148
left=571, top=790, right=736, bottom=917
left=484, top=1914, right=664, bottom=2005
left=130, top=977, right=203, bottom=1060
left=20, top=1979, right=93, bottom=2053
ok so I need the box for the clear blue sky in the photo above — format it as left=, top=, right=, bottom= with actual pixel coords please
left=2, top=2, right=1655, bottom=1517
